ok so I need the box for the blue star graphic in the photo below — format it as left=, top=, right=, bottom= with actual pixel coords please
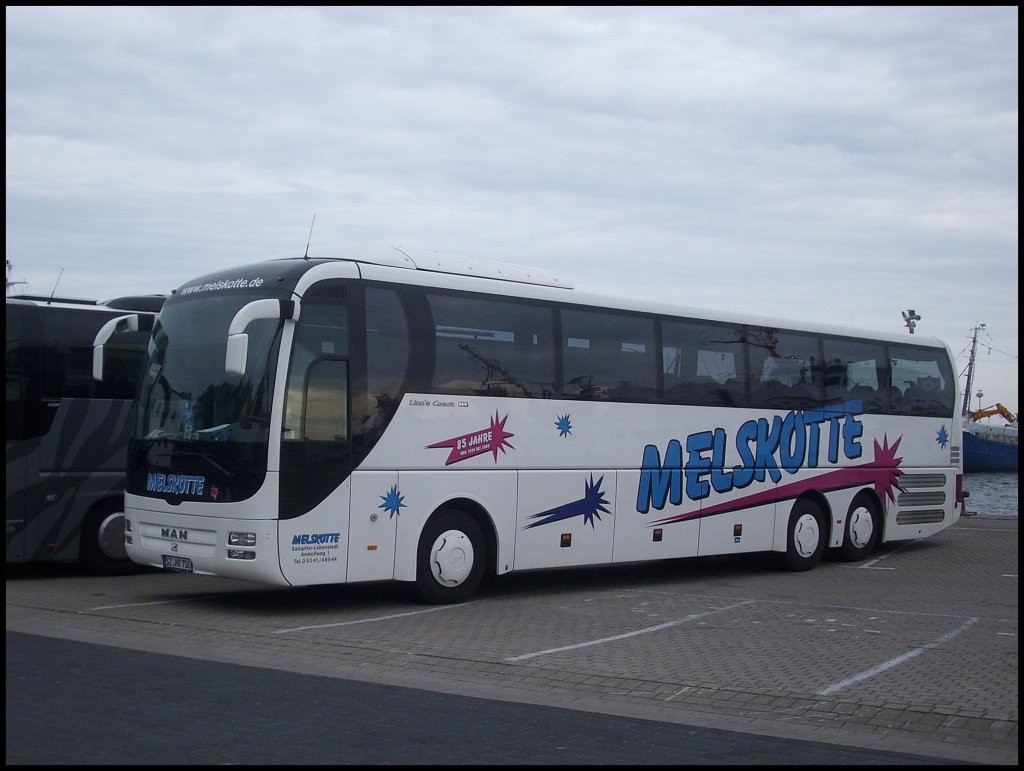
left=379, top=484, right=406, bottom=518
left=525, top=474, right=610, bottom=530
left=555, top=414, right=572, bottom=437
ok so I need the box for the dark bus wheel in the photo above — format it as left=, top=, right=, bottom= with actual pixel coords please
left=80, top=499, right=139, bottom=576
left=840, top=493, right=881, bottom=562
left=415, top=509, right=486, bottom=605
left=782, top=498, right=826, bottom=572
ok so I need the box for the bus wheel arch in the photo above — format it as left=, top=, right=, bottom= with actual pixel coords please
left=840, top=490, right=882, bottom=562
left=79, top=497, right=139, bottom=576
left=781, top=495, right=828, bottom=572
left=415, top=502, right=492, bottom=604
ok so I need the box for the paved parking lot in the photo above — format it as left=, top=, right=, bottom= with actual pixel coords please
left=6, top=515, right=1018, bottom=764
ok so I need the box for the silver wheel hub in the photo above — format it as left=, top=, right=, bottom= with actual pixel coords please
left=848, top=506, right=874, bottom=549
left=430, top=529, right=474, bottom=587
left=793, top=513, right=820, bottom=558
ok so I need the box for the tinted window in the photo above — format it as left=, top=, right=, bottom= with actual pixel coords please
left=662, top=319, right=747, bottom=406
left=890, top=343, right=956, bottom=417
left=365, top=287, right=409, bottom=425
left=748, top=327, right=823, bottom=410
left=823, top=337, right=892, bottom=413
left=429, top=293, right=555, bottom=398
left=284, top=303, right=348, bottom=441
left=6, top=304, right=149, bottom=440
left=561, top=309, right=656, bottom=401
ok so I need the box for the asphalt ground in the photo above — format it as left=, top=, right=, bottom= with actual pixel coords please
left=6, top=514, right=1017, bottom=764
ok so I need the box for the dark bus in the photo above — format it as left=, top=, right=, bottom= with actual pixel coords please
left=6, top=293, right=164, bottom=574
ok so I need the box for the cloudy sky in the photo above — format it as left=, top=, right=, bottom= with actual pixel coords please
left=6, top=6, right=1019, bottom=412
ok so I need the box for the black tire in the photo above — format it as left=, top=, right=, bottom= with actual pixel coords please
left=415, top=509, right=486, bottom=605
left=79, top=498, right=140, bottom=576
left=782, top=498, right=827, bottom=571
left=840, top=493, right=881, bottom=562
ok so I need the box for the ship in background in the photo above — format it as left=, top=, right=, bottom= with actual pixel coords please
left=960, top=324, right=1018, bottom=473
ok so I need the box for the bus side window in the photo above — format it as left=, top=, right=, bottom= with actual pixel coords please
left=661, top=319, right=745, bottom=406
left=749, top=328, right=823, bottom=410
left=365, top=287, right=409, bottom=425
left=889, top=344, right=955, bottom=417
left=822, top=337, right=888, bottom=412
left=428, top=292, right=554, bottom=399
left=561, top=309, right=656, bottom=401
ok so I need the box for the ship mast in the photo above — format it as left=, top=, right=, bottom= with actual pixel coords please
left=961, top=323, right=985, bottom=417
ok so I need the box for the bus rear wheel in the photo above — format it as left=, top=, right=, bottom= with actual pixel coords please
left=415, top=509, right=486, bottom=605
left=840, top=493, right=880, bottom=562
left=782, top=498, right=826, bottom=571
left=80, top=498, right=140, bottom=576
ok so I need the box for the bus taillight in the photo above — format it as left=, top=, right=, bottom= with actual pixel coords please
left=955, top=474, right=967, bottom=505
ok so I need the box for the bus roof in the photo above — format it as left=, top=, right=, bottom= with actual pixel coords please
left=177, top=248, right=951, bottom=352
left=7, top=293, right=99, bottom=306
left=7, top=293, right=166, bottom=314
left=298, top=246, right=573, bottom=289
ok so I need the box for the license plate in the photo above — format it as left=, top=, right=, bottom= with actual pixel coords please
left=162, top=555, right=193, bottom=572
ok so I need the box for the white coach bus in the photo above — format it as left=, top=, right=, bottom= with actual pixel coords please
left=100, top=247, right=964, bottom=603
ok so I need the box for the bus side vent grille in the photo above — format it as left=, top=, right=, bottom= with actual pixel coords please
left=896, top=510, right=946, bottom=525
left=895, top=473, right=947, bottom=525
left=897, top=491, right=946, bottom=507
left=899, top=474, right=947, bottom=489
left=306, top=281, right=348, bottom=300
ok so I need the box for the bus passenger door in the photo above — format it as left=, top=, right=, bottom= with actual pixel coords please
left=278, top=356, right=354, bottom=585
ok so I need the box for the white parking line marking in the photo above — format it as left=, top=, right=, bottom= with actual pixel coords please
left=275, top=602, right=471, bottom=633
left=505, top=600, right=755, bottom=662
left=90, top=599, right=187, bottom=610
left=817, top=616, right=980, bottom=696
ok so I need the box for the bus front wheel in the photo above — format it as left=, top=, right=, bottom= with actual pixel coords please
left=782, top=499, right=826, bottom=571
left=80, top=499, right=140, bottom=576
left=415, top=509, right=486, bottom=605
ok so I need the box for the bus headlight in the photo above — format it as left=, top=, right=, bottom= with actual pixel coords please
left=227, top=549, right=256, bottom=560
left=228, top=531, right=256, bottom=547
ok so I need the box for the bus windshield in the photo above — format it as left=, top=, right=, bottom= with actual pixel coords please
left=129, top=291, right=288, bottom=503
left=137, top=293, right=285, bottom=443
